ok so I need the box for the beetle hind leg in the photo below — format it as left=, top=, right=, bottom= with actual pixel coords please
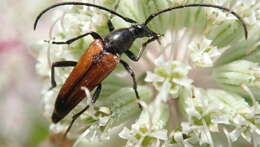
left=63, top=84, right=102, bottom=139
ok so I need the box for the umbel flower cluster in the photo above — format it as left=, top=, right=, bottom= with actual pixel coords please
left=34, top=0, right=260, bottom=146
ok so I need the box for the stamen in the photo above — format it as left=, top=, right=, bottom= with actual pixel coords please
left=251, top=129, right=257, bottom=147
left=223, top=128, right=232, bottom=147
left=81, top=86, right=92, bottom=106
left=72, top=127, right=91, bottom=147
left=241, top=84, right=256, bottom=110
left=202, top=119, right=215, bottom=147
left=139, top=101, right=153, bottom=129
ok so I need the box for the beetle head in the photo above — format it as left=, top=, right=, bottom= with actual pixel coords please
left=129, top=24, right=158, bottom=38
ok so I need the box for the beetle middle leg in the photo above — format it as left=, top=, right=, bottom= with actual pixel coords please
left=64, top=84, right=102, bottom=138
left=120, top=60, right=142, bottom=109
left=125, top=35, right=162, bottom=62
left=46, top=31, right=102, bottom=45
left=50, top=61, right=77, bottom=90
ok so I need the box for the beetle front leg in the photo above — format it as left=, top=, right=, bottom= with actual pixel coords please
left=50, top=61, right=77, bottom=90
left=46, top=31, right=102, bottom=45
left=107, top=19, right=115, bottom=32
left=107, top=0, right=120, bottom=32
left=125, top=35, right=162, bottom=62
left=63, top=84, right=102, bottom=138
left=120, top=60, right=142, bottom=109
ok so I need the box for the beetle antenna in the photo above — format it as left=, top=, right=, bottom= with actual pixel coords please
left=144, top=3, right=248, bottom=39
left=34, top=2, right=137, bottom=30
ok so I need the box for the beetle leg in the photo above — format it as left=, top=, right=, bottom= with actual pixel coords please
left=107, top=1, right=120, bottom=32
left=45, top=32, right=102, bottom=45
left=107, top=19, right=115, bottom=32
left=50, top=61, right=77, bottom=90
left=125, top=35, right=162, bottom=62
left=120, top=60, right=142, bottom=109
left=63, top=84, right=102, bottom=138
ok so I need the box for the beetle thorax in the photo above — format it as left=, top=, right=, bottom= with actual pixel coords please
left=104, top=28, right=135, bottom=54
left=103, top=24, right=157, bottom=55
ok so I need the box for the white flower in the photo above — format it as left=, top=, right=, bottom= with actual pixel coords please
left=119, top=100, right=169, bottom=147
left=145, top=56, right=193, bottom=98
left=214, top=60, right=260, bottom=98
left=189, top=37, right=221, bottom=67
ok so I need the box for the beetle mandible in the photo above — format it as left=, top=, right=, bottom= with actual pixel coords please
left=34, top=2, right=248, bottom=138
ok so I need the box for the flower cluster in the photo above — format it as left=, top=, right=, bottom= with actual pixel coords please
left=145, top=57, right=193, bottom=99
left=34, top=0, right=260, bottom=146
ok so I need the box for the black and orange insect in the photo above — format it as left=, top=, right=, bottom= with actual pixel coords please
left=34, top=2, right=248, bottom=137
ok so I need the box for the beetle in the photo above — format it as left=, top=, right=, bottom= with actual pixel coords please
left=34, top=2, right=248, bottom=138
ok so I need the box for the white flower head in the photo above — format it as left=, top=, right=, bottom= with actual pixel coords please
left=214, top=60, right=260, bottom=98
left=145, top=56, right=193, bottom=99
left=189, top=37, right=221, bottom=67
left=119, top=100, right=169, bottom=147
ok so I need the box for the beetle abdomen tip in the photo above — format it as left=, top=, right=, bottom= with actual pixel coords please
left=52, top=111, right=63, bottom=123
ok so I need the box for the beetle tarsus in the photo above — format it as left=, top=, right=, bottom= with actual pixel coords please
left=138, top=103, right=142, bottom=110
left=107, top=0, right=120, bottom=32
left=107, top=20, right=115, bottom=32
left=48, top=84, right=56, bottom=91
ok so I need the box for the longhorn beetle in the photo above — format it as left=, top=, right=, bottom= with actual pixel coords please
left=34, top=2, right=248, bottom=138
